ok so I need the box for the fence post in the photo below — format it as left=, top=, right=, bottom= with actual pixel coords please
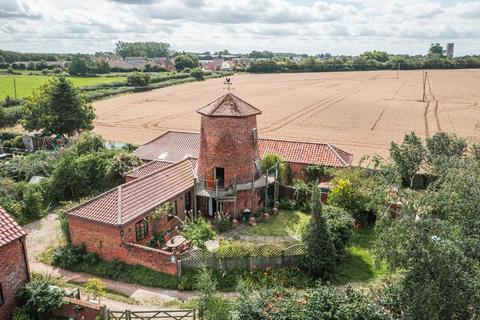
left=177, top=259, right=182, bottom=278
left=99, top=305, right=107, bottom=320
left=126, top=309, right=131, bottom=320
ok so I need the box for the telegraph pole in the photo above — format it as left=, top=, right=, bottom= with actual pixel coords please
left=13, top=78, right=17, bottom=99
left=396, top=63, right=400, bottom=79
left=422, top=71, right=427, bottom=102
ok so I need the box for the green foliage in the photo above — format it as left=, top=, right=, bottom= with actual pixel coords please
left=108, top=151, right=141, bottom=182
left=0, top=151, right=59, bottom=181
left=0, top=178, right=47, bottom=224
left=85, top=278, right=106, bottom=300
left=390, top=132, right=425, bottom=187
left=233, top=284, right=389, bottom=320
left=303, top=164, right=326, bottom=184
left=285, top=163, right=294, bottom=185
left=72, top=131, right=105, bottom=155
left=49, top=149, right=115, bottom=201
left=323, top=205, right=354, bottom=260
left=195, top=266, right=217, bottom=319
left=12, top=306, right=30, bottom=320
left=293, top=180, right=311, bottom=212
left=48, top=245, right=179, bottom=289
left=114, top=41, right=171, bottom=59
left=425, top=132, right=467, bottom=173
left=260, top=153, right=285, bottom=183
left=429, top=43, right=444, bottom=57
left=174, top=55, right=198, bottom=71
left=21, top=75, right=95, bottom=136
left=16, top=277, right=65, bottom=319
left=181, top=217, right=216, bottom=250
left=58, top=209, right=70, bottom=243
left=190, top=68, right=204, bottom=81
left=126, top=72, right=151, bottom=86
left=302, top=184, right=336, bottom=278
left=68, top=54, right=97, bottom=76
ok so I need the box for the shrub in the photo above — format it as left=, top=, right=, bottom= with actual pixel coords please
left=181, top=217, right=216, bottom=250
left=260, top=153, right=286, bottom=183
left=293, top=180, right=311, bottom=212
left=16, top=277, right=65, bottom=319
left=126, top=72, right=151, bottom=86
left=190, top=68, right=204, bottom=81
left=323, top=205, right=354, bottom=260
left=303, top=164, right=326, bottom=184
left=279, top=198, right=296, bottom=210
left=12, top=307, right=30, bottom=320
left=52, top=245, right=85, bottom=268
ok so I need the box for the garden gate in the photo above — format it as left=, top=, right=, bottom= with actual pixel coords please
left=107, top=309, right=196, bottom=320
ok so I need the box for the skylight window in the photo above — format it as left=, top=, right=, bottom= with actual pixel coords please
left=158, top=152, right=169, bottom=160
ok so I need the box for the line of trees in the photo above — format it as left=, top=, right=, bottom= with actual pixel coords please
left=114, top=41, right=171, bottom=59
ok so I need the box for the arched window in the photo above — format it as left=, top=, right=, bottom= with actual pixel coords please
left=135, top=220, right=148, bottom=241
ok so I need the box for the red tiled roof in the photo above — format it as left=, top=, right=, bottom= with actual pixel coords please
left=134, top=131, right=200, bottom=163
left=258, top=138, right=352, bottom=166
left=124, top=160, right=173, bottom=179
left=134, top=131, right=352, bottom=167
left=67, top=158, right=197, bottom=226
left=0, top=207, right=27, bottom=247
left=197, top=93, right=262, bottom=117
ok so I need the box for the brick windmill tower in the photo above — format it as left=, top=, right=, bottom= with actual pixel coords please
left=195, top=81, right=276, bottom=218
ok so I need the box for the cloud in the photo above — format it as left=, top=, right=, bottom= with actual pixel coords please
left=0, top=0, right=479, bottom=55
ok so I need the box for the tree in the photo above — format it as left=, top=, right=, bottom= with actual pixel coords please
left=175, top=55, right=197, bottom=71
left=429, top=43, right=444, bottom=57
left=328, top=178, right=370, bottom=224
left=302, top=183, right=336, bottom=278
left=126, top=72, right=151, bottom=86
left=425, top=132, right=467, bottom=165
left=114, top=41, right=171, bottom=59
left=16, top=277, right=65, bottom=319
left=21, top=76, right=95, bottom=136
left=260, top=153, right=285, bottom=183
left=323, top=205, right=354, bottom=259
left=68, top=54, right=96, bottom=75
left=303, top=164, right=326, bottom=184
left=195, top=266, right=217, bottom=319
left=72, top=131, right=105, bottom=155
left=390, top=132, right=425, bottom=187
left=181, top=217, right=216, bottom=251
left=95, top=59, right=110, bottom=74
left=108, top=151, right=142, bottom=182
left=190, top=68, right=204, bottom=81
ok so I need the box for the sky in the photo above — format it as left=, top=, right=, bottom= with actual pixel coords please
left=1, top=0, right=479, bottom=56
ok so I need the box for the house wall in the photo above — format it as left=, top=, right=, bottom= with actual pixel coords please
left=68, top=190, right=192, bottom=276
left=0, top=239, right=29, bottom=320
left=198, top=114, right=259, bottom=186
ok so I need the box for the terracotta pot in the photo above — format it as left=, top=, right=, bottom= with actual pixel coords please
left=263, top=212, right=270, bottom=222
left=248, top=217, right=257, bottom=227
left=272, top=207, right=279, bottom=215
left=232, top=219, right=239, bottom=228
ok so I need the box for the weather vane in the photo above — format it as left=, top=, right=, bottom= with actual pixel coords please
left=223, top=78, right=234, bottom=92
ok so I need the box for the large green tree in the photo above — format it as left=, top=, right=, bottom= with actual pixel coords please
left=302, top=183, right=336, bottom=278
left=174, top=55, right=197, bottom=71
left=68, top=54, right=96, bottom=75
left=21, top=76, right=95, bottom=136
left=115, top=41, right=171, bottom=59
left=390, top=132, right=425, bottom=187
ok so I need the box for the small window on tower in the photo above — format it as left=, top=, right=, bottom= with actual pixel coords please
left=252, top=128, right=258, bottom=142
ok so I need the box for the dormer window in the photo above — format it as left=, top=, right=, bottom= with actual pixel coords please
left=252, top=128, right=258, bottom=142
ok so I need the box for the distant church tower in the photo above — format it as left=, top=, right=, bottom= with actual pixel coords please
left=196, top=92, right=270, bottom=217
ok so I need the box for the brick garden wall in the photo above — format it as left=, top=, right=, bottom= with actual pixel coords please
left=0, top=239, right=29, bottom=320
left=54, top=297, right=103, bottom=320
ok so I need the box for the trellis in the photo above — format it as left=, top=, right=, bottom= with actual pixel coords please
left=107, top=309, right=196, bottom=320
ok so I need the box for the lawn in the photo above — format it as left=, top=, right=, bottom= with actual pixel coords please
left=333, top=226, right=387, bottom=285
left=0, top=75, right=125, bottom=99
left=247, top=210, right=311, bottom=237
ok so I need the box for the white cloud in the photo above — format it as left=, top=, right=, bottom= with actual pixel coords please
left=0, top=0, right=479, bottom=55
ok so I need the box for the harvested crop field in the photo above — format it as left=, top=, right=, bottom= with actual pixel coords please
left=93, top=69, right=480, bottom=163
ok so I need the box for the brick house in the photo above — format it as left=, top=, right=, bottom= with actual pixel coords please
left=0, top=207, right=30, bottom=320
left=67, top=158, right=197, bottom=275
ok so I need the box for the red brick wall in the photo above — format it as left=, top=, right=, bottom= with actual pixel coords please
left=0, top=239, right=29, bottom=320
left=198, top=114, right=259, bottom=186
left=54, top=298, right=102, bottom=320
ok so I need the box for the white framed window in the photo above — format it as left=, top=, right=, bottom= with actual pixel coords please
left=252, top=128, right=258, bottom=142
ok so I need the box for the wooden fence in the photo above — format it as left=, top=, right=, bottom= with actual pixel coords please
left=178, top=244, right=305, bottom=274
left=107, top=309, right=196, bottom=320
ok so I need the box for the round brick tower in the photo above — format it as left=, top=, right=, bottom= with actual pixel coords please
left=197, top=93, right=261, bottom=188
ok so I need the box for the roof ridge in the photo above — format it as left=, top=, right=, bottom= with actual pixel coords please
left=259, top=136, right=329, bottom=146
left=229, top=93, right=262, bottom=114
left=117, top=186, right=122, bottom=225
left=326, top=143, right=349, bottom=166
left=124, top=159, right=174, bottom=177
